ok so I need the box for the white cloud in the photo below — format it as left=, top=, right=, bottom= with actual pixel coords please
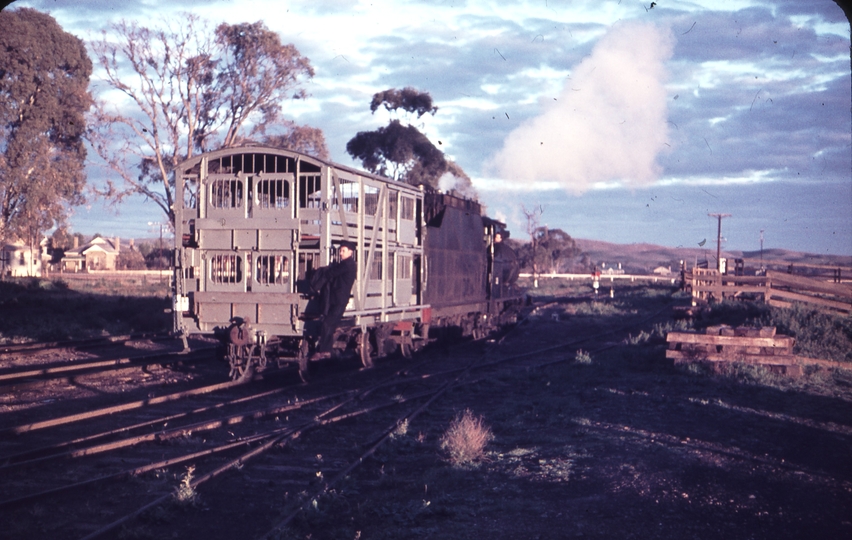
left=656, top=169, right=780, bottom=186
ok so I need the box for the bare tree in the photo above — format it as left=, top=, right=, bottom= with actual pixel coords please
left=88, top=16, right=317, bottom=224
left=522, top=205, right=543, bottom=286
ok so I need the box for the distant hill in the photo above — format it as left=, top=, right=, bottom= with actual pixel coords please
left=574, top=239, right=852, bottom=274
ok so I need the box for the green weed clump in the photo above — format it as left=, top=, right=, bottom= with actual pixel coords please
left=574, top=301, right=621, bottom=316
left=762, top=304, right=852, bottom=363
left=440, top=409, right=493, bottom=467
left=626, top=319, right=693, bottom=346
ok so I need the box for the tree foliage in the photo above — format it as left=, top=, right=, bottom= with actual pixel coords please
left=347, top=119, right=446, bottom=182
left=370, top=88, right=437, bottom=119
left=89, top=15, right=323, bottom=225
left=346, top=87, right=474, bottom=196
left=262, top=123, right=328, bottom=162
left=0, top=8, right=92, bottom=246
left=213, top=21, right=318, bottom=151
left=534, top=227, right=581, bottom=273
left=116, top=248, right=147, bottom=270
left=515, top=213, right=583, bottom=275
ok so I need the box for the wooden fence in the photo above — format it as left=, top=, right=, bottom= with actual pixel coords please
left=685, top=268, right=852, bottom=315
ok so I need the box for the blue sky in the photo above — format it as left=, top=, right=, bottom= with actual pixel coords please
left=9, top=0, right=852, bottom=255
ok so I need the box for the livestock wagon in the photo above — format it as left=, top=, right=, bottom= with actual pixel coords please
left=171, top=145, right=521, bottom=380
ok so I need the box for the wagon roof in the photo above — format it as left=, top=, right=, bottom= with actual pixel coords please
left=174, top=145, right=422, bottom=194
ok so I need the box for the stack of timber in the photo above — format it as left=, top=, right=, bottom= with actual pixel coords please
left=666, top=325, right=801, bottom=375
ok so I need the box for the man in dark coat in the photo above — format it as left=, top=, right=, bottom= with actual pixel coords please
left=311, top=240, right=357, bottom=359
left=491, top=231, right=519, bottom=295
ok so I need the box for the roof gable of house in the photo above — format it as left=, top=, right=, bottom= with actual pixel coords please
left=77, top=237, right=118, bottom=255
left=83, top=244, right=111, bottom=255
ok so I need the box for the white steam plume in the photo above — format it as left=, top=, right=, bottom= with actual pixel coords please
left=490, top=22, right=675, bottom=193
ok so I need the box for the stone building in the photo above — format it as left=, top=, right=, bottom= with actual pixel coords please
left=60, top=237, right=121, bottom=272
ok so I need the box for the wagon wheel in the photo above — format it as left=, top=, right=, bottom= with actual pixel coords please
left=297, top=339, right=311, bottom=383
left=228, top=344, right=255, bottom=381
left=359, top=330, right=373, bottom=369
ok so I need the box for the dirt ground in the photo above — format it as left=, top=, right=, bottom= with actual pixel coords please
left=248, top=294, right=852, bottom=539
left=3, top=283, right=851, bottom=540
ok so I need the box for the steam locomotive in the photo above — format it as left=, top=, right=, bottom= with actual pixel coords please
left=171, top=145, right=522, bottom=380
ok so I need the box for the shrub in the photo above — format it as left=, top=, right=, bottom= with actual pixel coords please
left=173, top=466, right=200, bottom=507
left=440, top=409, right=493, bottom=466
left=575, top=349, right=593, bottom=364
left=762, top=304, right=852, bottom=363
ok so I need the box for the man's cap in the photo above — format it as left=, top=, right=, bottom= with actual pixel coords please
left=339, top=240, right=357, bottom=250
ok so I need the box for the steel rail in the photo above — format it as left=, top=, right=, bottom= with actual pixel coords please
left=0, top=390, right=354, bottom=470
left=2, top=376, right=246, bottom=435
left=0, top=332, right=173, bottom=355
left=0, top=346, right=216, bottom=388
left=256, top=304, right=676, bottom=538
left=1, top=351, right=439, bottom=466
left=35, top=312, right=644, bottom=535
left=257, top=348, right=486, bottom=538
left=0, top=385, right=308, bottom=466
left=76, top=355, right=445, bottom=540
left=6, top=297, right=670, bottom=538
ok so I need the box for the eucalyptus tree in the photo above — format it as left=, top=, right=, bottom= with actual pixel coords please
left=346, top=87, right=474, bottom=195
left=89, top=16, right=323, bottom=224
left=535, top=227, right=580, bottom=274
left=347, top=119, right=446, bottom=182
left=0, top=8, right=92, bottom=246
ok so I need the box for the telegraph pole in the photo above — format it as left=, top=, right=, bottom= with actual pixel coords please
left=708, top=213, right=731, bottom=272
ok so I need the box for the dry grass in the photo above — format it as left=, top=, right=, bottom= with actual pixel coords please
left=173, top=466, right=200, bottom=507
left=575, top=349, right=593, bottom=364
left=439, top=409, right=493, bottom=466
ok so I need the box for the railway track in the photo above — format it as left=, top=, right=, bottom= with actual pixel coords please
left=0, top=346, right=216, bottom=391
left=0, top=296, right=676, bottom=540
left=0, top=333, right=175, bottom=356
